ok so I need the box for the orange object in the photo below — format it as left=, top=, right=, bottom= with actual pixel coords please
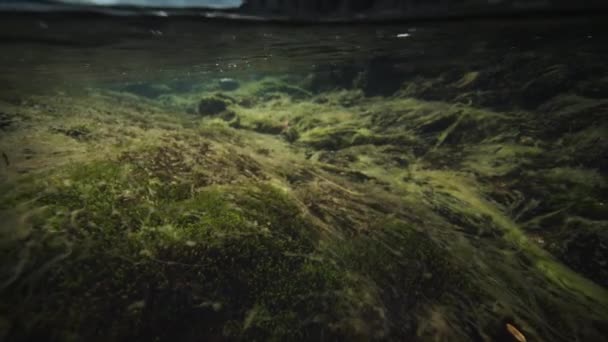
left=506, top=323, right=527, bottom=342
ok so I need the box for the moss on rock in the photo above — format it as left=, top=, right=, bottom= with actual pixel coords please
left=198, top=95, right=229, bottom=116
left=0, top=157, right=381, bottom=341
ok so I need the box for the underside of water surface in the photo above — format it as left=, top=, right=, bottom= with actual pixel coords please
left=0, top=14, right=607, bottom=342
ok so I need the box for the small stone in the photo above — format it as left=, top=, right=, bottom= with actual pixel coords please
left=218, top=78, right=240, bottom=91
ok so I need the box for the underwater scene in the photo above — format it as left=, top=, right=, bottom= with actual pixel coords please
left=0, top=14, right=607, bottom=342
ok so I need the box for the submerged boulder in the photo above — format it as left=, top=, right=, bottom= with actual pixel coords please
left=198, top=95, right=228, bottom=116
left=218, top=78, right=240, bottom=91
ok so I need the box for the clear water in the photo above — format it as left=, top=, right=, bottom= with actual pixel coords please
left=0, top=14, right=607, bottom=341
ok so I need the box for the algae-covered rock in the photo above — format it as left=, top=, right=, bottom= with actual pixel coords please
left=218, top=78, right=240, bottom=91
left=197, top=95, right=228, bottom=116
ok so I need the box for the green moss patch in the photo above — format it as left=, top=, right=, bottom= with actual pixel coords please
left=0, top=156, right=381, bottom=340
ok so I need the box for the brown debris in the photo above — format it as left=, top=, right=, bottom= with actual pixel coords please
left=506, top=323, right=527, bottom=342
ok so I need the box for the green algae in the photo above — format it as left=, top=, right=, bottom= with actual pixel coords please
left=331, top=219, right=473, bottom=337
left=2, top=59, right=608, bottom=342
left=0, top=158, right=366, bottom=340
left=418, top=171, right=608, bottom=308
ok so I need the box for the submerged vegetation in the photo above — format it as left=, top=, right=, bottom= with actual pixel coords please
left=1, top=19, right=608, bottom=342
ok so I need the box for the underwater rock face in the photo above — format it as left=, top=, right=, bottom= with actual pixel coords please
left=197, top=95, right=228, bottom=116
